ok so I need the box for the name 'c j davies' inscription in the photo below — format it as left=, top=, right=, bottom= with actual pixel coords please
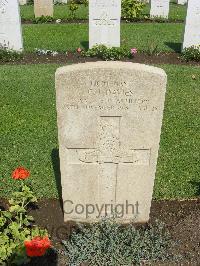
left=56, top=62, right=167, bottom=223
left=63, top=80, right=159, bottom=112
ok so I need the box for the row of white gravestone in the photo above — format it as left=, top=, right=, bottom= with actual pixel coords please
left=0, top=0, right=200, bottom=51
left=19, top=0, right=68, bottom=5
left=142, top=0, right=187, bottom=4
left=19, top=0, right=187, bottom=5
left=89, top=0, right=200, bottom=49
left=19, top=0, right=187, bottom=18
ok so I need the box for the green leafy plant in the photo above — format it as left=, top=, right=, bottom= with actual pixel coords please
left=0, top=45, right=23, bottom=62
left=82, top=0, right=88, bottom=7
left=27, top=0, right=34, bottom=5
left=62, top=219, right=174, bottom=266
left=182, top=45, right=200, bottom=62
left=122, top=0, right=145, bottom=20
left=145, top=39, right=161, bottom=55
left=68, top=0, right=79, bottom=19
left=0, top=167, right=50, bottom=265
left=33, top=15, right=54, bottom=24
left=83, top=45, right=132, bottom=60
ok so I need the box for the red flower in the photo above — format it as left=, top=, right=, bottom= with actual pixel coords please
left=77, top=47, right=82, bottom=53
left=24, top=236, right=51, bottom=257
left=12, top=167, right=30, bottom=180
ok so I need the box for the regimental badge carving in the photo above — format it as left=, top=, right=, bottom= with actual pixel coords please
left=93, top=12, right=117, bottom=26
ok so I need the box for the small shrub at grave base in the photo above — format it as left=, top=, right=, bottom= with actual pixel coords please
left=82, top=0, right=89, bottom=7
left=122, top=0, right=145, bottom=20
left=182, top=45, right=200, bottom=62
left=62, top=219, right=175, bottom=266
left=83, top=45, right=133, bottom=60
left=33, top=15, right=54, bottom=24
left=0, top=167, right=51, bottom=265
left=68, top=0, right=79, bottom=19
left=145, top=39, right=161, bottom=56
left=74, top=0, right=88, bottom=7
left=0, top=45, right=23, bottom=62
left=27, top=0, right=34, bottom=5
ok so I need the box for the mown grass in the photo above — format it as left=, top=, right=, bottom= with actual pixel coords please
left=23, top=23, right=184, bottom=53
left=20, top=3, right=187, bottom=21
left=0, top=64, right=199, bottom=199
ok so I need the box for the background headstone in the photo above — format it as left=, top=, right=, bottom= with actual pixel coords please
left=56, top=62, right=167, bottom=223
left=55, top=0, right=68, bottom=3
left=34, top=0, right=53, bottom=18
left=0, top=0, right=23, bottom=51
left=150, top=0, right=170, bottom=19
left=177, top=0, right=187, bottom=5
left=19, top=0, right=27, bottom=5
left=89, top=0, right=121, bottom=48
left=183, top=0, right=200, bottom=49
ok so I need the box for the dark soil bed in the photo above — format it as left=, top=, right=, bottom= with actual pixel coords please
left=1, top=198, right=200, bottom=265
left=21, top=19, right=184, bottom=24
left=1, top=52, right=200, bottom=66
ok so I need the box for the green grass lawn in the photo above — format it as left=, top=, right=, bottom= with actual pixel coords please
left=20, top=3, right=187, bottom=21
left=23, top=23, right=184, bottom=52
left=0, top=64, right=199, bottom=200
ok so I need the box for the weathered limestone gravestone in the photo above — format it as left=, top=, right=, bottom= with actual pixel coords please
left=0, top=0, right=23, bottom=51
left=177, top=0, right=187, bottom=5
left=89, top=0, right=121, bottom=48
left=183, top=0, right=200, bottom=49
left=34, top=0, right=53, bottom=18
left=150, top=0, right=170, bottom=19
left=56, top=62, right=167, bottom=223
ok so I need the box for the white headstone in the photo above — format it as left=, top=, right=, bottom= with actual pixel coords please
left=55, top=0, right=68, bottom=3
left=0, top=0, right=23, bottom=51
left=34, top=0, right=54, bottom=18
left=150, top=0, right=170, bottom=19
left=19, top=0, right=27, bottom=5
left=56, top=62, right=167, bottom=223
left=183, top=0, right=200, bottom=49
left=177, top=0, right=187, bottom=5
left=89, top=0, right=121, bottom=49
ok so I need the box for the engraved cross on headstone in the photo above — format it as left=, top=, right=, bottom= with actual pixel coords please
left=67, top=116, right=150, bottom=207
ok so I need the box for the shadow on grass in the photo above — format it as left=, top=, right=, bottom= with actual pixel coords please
left=165, top=42, right=182, bottom=53
left=51, top=148, right=62, bottom=203
left=189, top=181, right=200, bottom=197
left=81, top=41, right=89, bottom=50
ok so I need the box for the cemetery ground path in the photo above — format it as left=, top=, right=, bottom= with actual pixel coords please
left=1, top=52, right=200, bottom=66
